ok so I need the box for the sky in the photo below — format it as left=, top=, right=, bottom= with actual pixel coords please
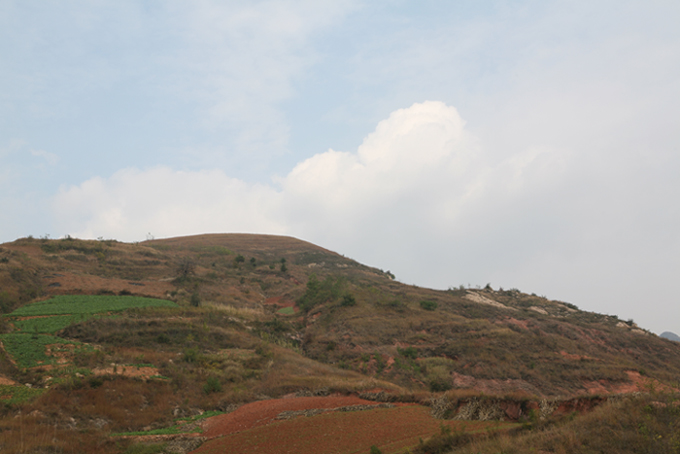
left=2, top=0, right=680, bottom=335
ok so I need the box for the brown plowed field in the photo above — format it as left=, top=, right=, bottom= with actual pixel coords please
left=201, top=396, right=380, bottom=438
left=195, top=397, right=516, bottom=454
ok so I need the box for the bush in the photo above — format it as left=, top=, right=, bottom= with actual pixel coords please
left=298, top=274, right=345, bottom=312
left=398, top=346, right=418, bottom=359
left=370, top=446, right=383, bottom=454
left=183, top=347, right=200, bottom=363
left=176, top=258, right=196, bottom=279
left=341, top=294, right=356, bottom=307
left=203, top=376, right=222, bottom=394
left=420, top=300, right=438, bottom=311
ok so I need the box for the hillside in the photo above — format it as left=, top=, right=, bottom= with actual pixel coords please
left=1, top=234, right=679, bottom=453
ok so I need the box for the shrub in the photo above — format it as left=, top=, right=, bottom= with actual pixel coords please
left=183, top=347, right=200, bottom=363
left=341, top=294, right=356, bottom=307
left=420, top=300, right=438, bottom=311
left=203, top=376, right=222, bottom=394
left=398, top=346, right=418, bottom=359
left=190, top=292, right=201, bottom=307
left=176, top=258, right=196, bottom=279
left=88, top=376, right=104, bottom=388
left=298, top=274, right=345, bottom=312
left=370, top=446, right=383, bottom=454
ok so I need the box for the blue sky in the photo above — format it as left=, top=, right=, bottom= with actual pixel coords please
left=2, top=0, right=680, bottom=334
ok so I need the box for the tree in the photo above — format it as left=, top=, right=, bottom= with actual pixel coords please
left=176, top=258, right=196, bottom=280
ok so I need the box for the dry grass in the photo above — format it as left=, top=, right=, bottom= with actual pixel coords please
left=434, top=392, right=680, bottom=454
left=2, top=234, right=680, bottom=453
left=201, top=302, right=264, bottom=321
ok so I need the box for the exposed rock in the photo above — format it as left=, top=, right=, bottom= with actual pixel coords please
left=464, top=291, right=514, bottom=311
left=529, top=306, right=549, bottom=315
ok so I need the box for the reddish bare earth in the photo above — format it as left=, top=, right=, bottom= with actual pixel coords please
left=583, top=370, right=676, bottom=395
left=195, top=397, right=514, bottom=454
left=0, top=375, right=16, bottom=385
left=201, top=395, right=383, bottom=438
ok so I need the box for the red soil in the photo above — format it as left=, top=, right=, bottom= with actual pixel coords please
left=201, top=395, right=381, bottom=438
left=0, top=375, right=17, bottom=386
left=582, top=370, right=677, bottom=395
left=195, top=403, right=513, bottom=454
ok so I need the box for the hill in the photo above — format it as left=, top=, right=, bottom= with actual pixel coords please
left=1, top=234, right=679, bottom=453
left=660, top=331, right=680, bottom=342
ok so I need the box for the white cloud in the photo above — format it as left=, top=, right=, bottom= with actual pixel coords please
left=30, top=149, right=59, bottom=166
left=53, top=167, right=285, bottom=240
left=281, top=101, right=483, bottom=234
left=53, top=100, right=569, bottom=263
left=50, top=99, right=680, bottom=334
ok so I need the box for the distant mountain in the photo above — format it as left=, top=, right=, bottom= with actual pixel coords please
left=660, top=331, right=680, bottom=342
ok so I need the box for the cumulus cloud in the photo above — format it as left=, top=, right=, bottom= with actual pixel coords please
left=281, top=102, right=483, bottom=236
left=51, top=99, right=680, bottom=334
left=53, top=101, right=568, bottom=271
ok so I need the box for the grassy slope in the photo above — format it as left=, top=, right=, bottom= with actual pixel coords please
left=3, top=234, right=680, bottom=395
left=0, top=234, right=679, bottom=453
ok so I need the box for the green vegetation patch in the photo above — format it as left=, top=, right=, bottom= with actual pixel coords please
left=0, top=384, right=46, bottom=404
left=11, top=314, right=110, bottom=334
left=9, top=295, right=177, bottom=316
left=298, top=274, right=346, bottom=312
left=113, top=411, right=224, bottom=436
left=277, top=306, right=295, bottom=315
left=0, top=333, right=86, bottom=368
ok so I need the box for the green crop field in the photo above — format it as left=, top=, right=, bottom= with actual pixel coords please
left=2, top=295, right=176, bottom=369
left=9, top=295, right=177, bottom=316
left=11, top=314, right=109, bottom=334
left=0, top=333, right=86, bottom=368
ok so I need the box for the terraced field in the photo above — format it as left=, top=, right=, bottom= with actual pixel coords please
left=195, top=399, right=517, bottom=454
left=1, top=295, right=176, bottom=369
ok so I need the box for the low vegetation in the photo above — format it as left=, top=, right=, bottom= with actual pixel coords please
left=9, top=294, right=176, bottom=316
left=0, top=234, right=678, bottom=454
